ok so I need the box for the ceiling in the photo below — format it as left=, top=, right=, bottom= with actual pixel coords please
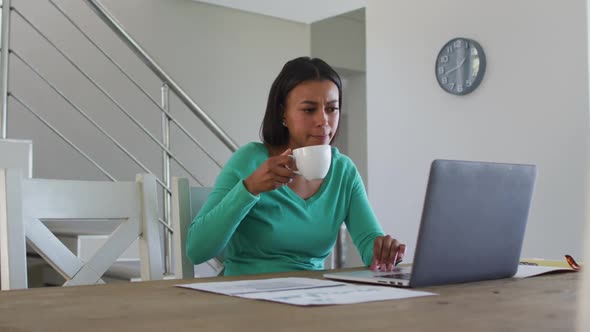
left=193, top=0, right=367, bottom=24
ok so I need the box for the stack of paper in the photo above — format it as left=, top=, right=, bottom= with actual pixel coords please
left=177, top=277, right=436, bottom=306
left=515, top=258, right=579, bottom=278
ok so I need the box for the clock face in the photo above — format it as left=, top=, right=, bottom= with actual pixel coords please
left=435, top=38, right=486, bottom=95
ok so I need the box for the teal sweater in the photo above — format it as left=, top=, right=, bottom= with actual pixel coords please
left=186, top=142, right=384, bottom=276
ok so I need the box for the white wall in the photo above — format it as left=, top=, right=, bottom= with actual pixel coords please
left=366, top=0, right=589, bottom=261
left=339, top=74, right=368, bottom=184
left=8, top=0, right=309, bottom=186
left=311, top=10, right=365, bottom=72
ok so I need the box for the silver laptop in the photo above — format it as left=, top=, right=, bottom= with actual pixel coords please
left=324, top=159, right=537, bottom=288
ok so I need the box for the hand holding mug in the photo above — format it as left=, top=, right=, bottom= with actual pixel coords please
left=243, top=149, right=297, bottom=196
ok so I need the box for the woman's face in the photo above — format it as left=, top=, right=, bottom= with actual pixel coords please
left=282, top=80, right=340, bottom=150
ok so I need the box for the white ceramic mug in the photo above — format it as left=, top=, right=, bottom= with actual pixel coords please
left=291, top=145, right=332, bottom=180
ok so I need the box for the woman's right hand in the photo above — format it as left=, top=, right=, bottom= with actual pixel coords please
left=243, top=149, right=297, bottom=196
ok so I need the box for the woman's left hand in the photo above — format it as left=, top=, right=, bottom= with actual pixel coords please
left=370, top=235, right=405, bottom=271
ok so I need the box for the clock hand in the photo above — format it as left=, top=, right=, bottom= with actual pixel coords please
left=445, top=57, right=467, bottom=75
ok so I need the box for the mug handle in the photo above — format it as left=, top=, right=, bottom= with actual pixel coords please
left=287, top=155, right=302, bottom=175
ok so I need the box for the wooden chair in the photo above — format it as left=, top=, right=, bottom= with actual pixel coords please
left=171, top=177, right=223, bottom=279
left=0, top=168, right=163, bottom=290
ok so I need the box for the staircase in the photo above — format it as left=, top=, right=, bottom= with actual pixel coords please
left=0, top=0, right=237, bottom=282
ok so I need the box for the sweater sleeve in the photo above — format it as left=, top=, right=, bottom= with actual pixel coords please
left=344, top=168, right=385, bottom=267
left=185, top=148, right=261, bottom=265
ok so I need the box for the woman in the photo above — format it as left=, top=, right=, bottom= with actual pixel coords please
left=186, top=57, right=405, bottom=276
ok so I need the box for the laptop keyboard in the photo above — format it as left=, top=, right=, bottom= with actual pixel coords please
left=379, top=273, right=411, bottom=280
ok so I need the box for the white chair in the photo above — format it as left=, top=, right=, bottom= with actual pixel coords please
left=171, top=177, right=223, bottom=279
left=0, top=168, right=163, bottom=290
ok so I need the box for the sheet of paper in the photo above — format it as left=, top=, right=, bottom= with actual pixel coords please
left=514, top=264, right=575, bottom=278
left=178, top=277, right=343, bottom=295
left=177, top=277, right=436, bottom=306
left=520, top=258, right=573, bottom=268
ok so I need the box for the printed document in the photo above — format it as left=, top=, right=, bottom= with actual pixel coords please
left=177, top=277, right=436, bottom=306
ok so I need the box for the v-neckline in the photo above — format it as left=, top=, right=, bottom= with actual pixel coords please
left=282, top=177, right=329, bottom=206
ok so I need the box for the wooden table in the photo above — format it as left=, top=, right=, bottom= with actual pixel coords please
left=0, top=269, right=579, bottom=332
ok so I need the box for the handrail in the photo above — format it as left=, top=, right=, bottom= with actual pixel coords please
left=84, top=0, right=239, bottom=153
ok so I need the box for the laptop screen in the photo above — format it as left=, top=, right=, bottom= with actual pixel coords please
left=410, top=160, right=536, bottom=288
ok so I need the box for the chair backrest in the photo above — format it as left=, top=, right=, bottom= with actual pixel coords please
left=0, top=168, right=163, bottom=290
left=171, top=177, right=223, bottom=279
left=0, top=139, right=32, bottom=178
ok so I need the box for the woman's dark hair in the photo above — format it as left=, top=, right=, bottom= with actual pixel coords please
left=260, top=57, right=342, bottom=146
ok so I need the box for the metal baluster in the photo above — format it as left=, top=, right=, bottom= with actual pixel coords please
left=0, top=0, right=11, bottom=138
left=161, top=83, right=172, bottom=275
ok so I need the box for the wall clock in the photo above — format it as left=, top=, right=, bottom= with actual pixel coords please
left=435, top=37, right=486, bottom=96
